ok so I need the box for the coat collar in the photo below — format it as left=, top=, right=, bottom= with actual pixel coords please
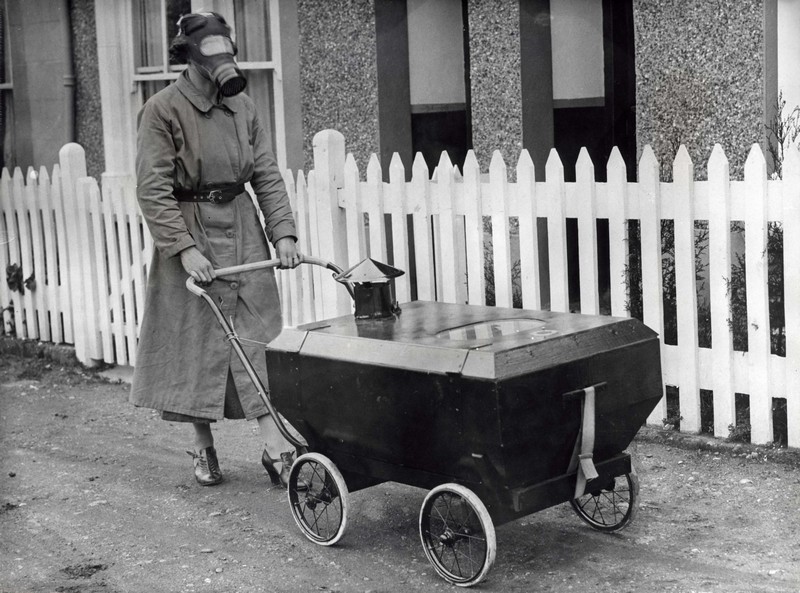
left=175, top=70, right=239, bottom=113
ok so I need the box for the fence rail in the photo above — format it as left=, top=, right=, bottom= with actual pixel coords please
left=1, top=133, right=798, bottom=448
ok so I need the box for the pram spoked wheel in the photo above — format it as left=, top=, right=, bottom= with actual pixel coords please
left=570, top=471, right=639, bottom=532
left=287, top=453, right=349, bottom=546
left=419, top=483, right=496, bottom=587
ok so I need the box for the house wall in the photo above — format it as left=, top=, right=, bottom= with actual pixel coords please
left=778, top=0, right=800, bottom=115
left=70, top=0, right=103, bottom=180
left=297, top=0, right=379, bottom=172
left=6, top=0, right=72, bottom=171
left=634, top=0, right=767, bottom=180
left=466, top=0, right=523, bottom=168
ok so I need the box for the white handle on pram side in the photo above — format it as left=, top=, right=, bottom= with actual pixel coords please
left=185, top=255, right=354, bottom=299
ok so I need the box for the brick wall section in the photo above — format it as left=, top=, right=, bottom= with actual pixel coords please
left=634, top=0, right=765, bottom=180
left=297, top=0, right=379, bottom=172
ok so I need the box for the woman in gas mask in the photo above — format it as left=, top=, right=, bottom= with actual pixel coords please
left=131, top=12, right=301, bottom=488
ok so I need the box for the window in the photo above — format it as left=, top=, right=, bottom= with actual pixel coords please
left=0, top=0, right=13, bottom=170
left=131, top=0, right=286, bottom=167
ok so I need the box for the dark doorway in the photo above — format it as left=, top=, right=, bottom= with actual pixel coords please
left=552, top=0, right=636, bottom=182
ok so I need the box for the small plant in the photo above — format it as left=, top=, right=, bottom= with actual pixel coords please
left=727, top=422, right=751, bottom=443
left=662, top=413, right=682, bottom=431
left=765, top=90, right=800, bottom=180
left=0, top=302, right=15, bottom=336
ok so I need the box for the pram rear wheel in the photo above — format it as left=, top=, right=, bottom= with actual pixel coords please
left=287, top=453, right=349, bottom=546
left=419, top=483, right=496, bottom=587
left=570, top=471, right=639, bottom=532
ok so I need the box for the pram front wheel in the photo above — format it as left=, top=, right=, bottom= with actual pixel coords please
left=419, top=483, right=496, bottom=587
left=287, top=453, right=349, bottom=546
left=570, top=470, right=639, bottom=532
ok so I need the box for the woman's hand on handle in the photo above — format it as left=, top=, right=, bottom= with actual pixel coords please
left=180, top=246, right=216, bottom=284
left=275, top=237, right=301, bottom=269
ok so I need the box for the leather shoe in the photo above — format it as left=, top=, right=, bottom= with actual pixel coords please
left=188, top=446, right=223, bottom=486
left=262, top=449, right=308, bottom=490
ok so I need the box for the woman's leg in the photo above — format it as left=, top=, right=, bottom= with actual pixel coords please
left=256, top=414, right=294, bottom=459
left=193, top=422, right=214, bottom=451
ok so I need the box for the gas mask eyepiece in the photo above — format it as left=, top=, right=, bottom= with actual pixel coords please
left=176, top=12, right=247, bottom=97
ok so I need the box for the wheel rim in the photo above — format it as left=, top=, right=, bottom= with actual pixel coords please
left=419, top=485, right=495, bottom=586
left=571, top=473, right=637, bottom=531
left=288, top=454, right=347, bottom=545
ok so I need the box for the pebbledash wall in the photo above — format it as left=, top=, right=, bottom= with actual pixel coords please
left=634, top=0, right=769, bottom=181
left=466, top=0, right=524, bottom=169
left=297, top=0, right=380, bottom=173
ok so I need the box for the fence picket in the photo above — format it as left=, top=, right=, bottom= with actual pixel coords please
left=305, top=170, right=325, bottom=321
left=85, top=178, right=113, bottom=362
left=463, top=150, right=485, bottom=306
left=576, top=148, right=599, bottom=315
left=411, top=153, right=435, bottom=301
left=707, top=144, right=735, bottom=438
left=743, top=144, right=772, bottom=444
left=639, top=146, right=667, bottom=425
left=673, top=146, right=700, bottom=432
left=26, top=170, right=49, bottom=341
left=12, top=169, right=36, bottom=339
left=51, top=165, right=74, bottom=343
left=388, top=153, right=411, bottom=302
left=546, top=149, right=568, bottom=312
left=489, top=151, right=512, bottom=308
left=0, top=168, right=19, bottom=336
left=343, top=154, right=365, bottom=267
left=606, top=148, right=628, bottom=318
left=783, top=145, right=800, bottom=448
left=37, top=168, right=61, bottom=342
left=517, top=150, right=540, bottom=310
left=101, top=181, right=127, bottom=364
left=435, top=152, right=461, bottom=303
left=295, top=171, right=315, bottom=325
left=366, top=154, right=388, bottom=264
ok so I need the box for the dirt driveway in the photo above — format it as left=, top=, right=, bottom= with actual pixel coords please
left=1, top=353, right=799, bottom=593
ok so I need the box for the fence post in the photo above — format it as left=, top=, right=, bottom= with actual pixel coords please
left=783, top=144, right=800, bottom=448
left=312, top=130, right=351, bottom=318
left=59, top=143, right=91, bottom=364
left=707, top=144, right=735, bottom=439
left=744, top=144, right=772, bottom=444
left=366, top=154, right=388, bottom=263
left=639, top=145, right=666, bottom=425
left=411, top=153, right=435, bottom=301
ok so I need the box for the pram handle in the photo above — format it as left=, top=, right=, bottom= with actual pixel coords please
left=185, top=255, right=355, bottom=299
left=184, top=255, right=352, bottom=451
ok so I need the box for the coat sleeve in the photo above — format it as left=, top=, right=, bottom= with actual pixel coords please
left=136, top=100, right=196, bottom=258
left=248, top=104, right=297, bottom=245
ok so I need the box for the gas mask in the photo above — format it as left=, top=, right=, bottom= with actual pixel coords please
left=177, top=12, right=247, bottom=97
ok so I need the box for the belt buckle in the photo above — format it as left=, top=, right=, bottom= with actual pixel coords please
left=207, top=189, right=223, bottom=204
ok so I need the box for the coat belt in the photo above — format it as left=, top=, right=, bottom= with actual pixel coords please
left=173, top=185, right=245, bottom=204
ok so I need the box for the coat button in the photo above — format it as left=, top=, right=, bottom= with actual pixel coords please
left=230, top=282, right=239, bottom=290
left=224, top=110, right=233, bottom=117
left=226, top=230, right=234, bottom=238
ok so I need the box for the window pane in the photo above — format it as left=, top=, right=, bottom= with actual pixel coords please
left=246, top=70, right=276, bottom=151
left=234, top=0, right=271, bottom=62
left=134, top=0, right=191, bottom=71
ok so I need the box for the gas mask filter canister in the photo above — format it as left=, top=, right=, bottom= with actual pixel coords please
left=178, top=12, right=247, bottom=97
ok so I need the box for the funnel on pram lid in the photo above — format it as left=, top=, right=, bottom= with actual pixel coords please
left=334, top=258, right=404, bottom=319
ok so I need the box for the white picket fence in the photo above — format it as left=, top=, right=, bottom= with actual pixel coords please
left=1, top=131, right=798, bottom=448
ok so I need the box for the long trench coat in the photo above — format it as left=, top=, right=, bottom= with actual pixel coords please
left=129, top=71, right=296, bottom=420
